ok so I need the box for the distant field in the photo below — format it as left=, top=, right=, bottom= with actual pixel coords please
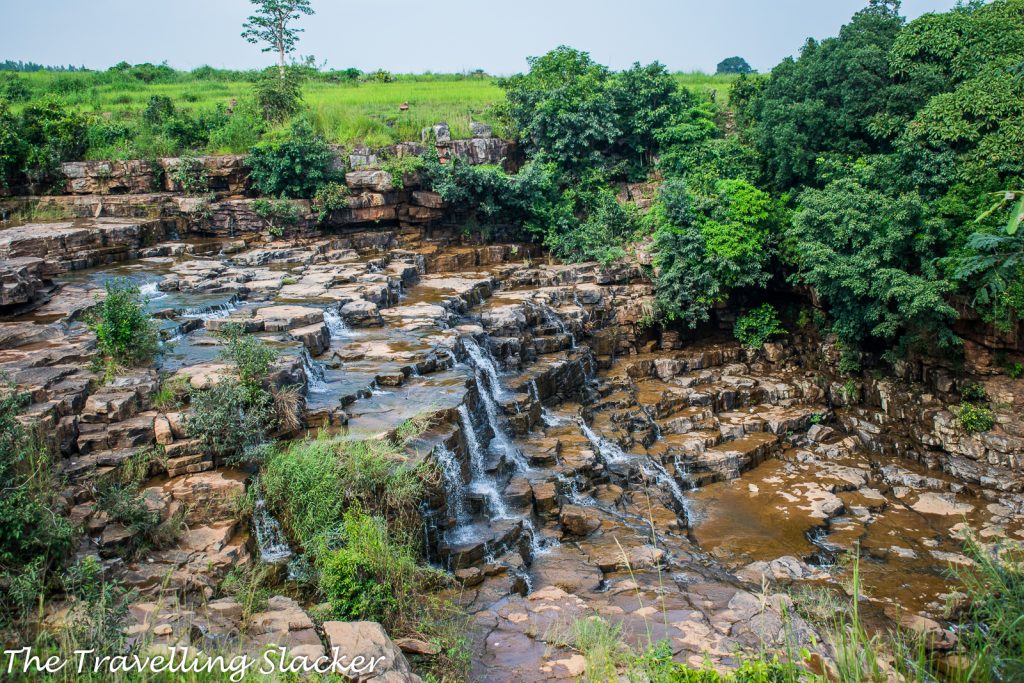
left=10, top=70, right=743, bottom=148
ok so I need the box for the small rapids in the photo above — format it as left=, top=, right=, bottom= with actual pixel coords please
left=253, top=496, right=293, bottom=565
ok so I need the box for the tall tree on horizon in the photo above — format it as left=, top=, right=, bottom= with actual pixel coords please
left=241, top=0, right=315, bottom=79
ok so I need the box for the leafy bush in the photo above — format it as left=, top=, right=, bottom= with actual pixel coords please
left=87, top=278, right=159, bottom=367
left=789, top=162, right=958, bottom=352
left=168, top=154, right=210, bottom=195
left=312, top=181, right=350, bottom=221
left=217, top=323, right=278, bottom=393
left=0, top=99, right=26, bottom=190
left=957, top=401, right=994, bottom=434
left=0, top=74, right=31, bottom=102
left=316, top=509, right=427, bottom=623
left=652, top=177, right=779, bottom=326
left=254, top=67, right=303, bottom=123
left=734, top=304, right=786, bottom=348
left=380, top=153, right=425, bottom=189
left=246, top=117, right=338, bottom=198
left=186, top=378, right=274, bottom=465
left=19, top=96, right=88, bottom=188
left=252, top=198, right=305, bottom=236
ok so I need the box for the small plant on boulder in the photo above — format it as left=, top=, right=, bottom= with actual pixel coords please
left=87, top=278, right=159, bottom=367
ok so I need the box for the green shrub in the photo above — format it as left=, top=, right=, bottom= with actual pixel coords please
left=0, top=74, right=31, bottom=102
left=252, top=198, right=305, bottom=236
left=168, top=154, right=210, bottom=195
left=1008, top=362, right=1024, bottom=380
left=87, top=278, right=159, bottom=367
left=19, top=96, right=88, bottom=187
left=217, top=323, right=278, bottom=392
left=957, top=402, right=994, bottom=434
left=734, top=303, right=786, bottom=348
left=312, top=181, right=350, bottom=222
left=317, top=508, right=435, bottom=625
left=207, top=99, right=266, bottom=153
left=185, top=378, right=274, bottom=465
left=0, top=99, right=26, bottom=190
left=254, top=67, right=303, bottom=122
left=0, top=388, right=76, bottom=627
left=380, top=153, right=425, bottom=189
left=247, top=117, right=338, bottom=198
left=960, top=382, right=987, bottom=403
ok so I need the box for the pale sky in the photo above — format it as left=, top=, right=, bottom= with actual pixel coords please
left=0, top=0, right=961, bottom=74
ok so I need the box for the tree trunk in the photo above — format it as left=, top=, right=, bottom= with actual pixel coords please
left=277, top=15, right=285, bottom=79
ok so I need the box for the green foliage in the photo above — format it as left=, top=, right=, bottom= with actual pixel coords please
left=168, top=154, right=210, bottom=195
left=312, top=180, right=350, bottom=221
left=217, top=324, right=278, bottom=392
left=960, top=382, right=987, bottom=403
left=186, top=378, right=274, bottom=465
left=952, top=536, right=1024, bottom=680
left=87, top=278, right=160, bottom=367
left=957, top=401, right=995, bottom=434
left=254, top=66, right=304, bottom=122
left=734, top=304, right=786, bottom=348
left=316, top=508, right=426, bottom=623
left=0, top=388, right=76, bottom=628
left=19, top=96, right=88, bottom=188
left=246, top=117, right=337, bottom=198
left=652, top=177, right=779, bottom=326
left=739, top=0, right=905, bottom=190
left=252, top=198, right=304, bottom=236
left=219, top=563, right=272, bottom=621
left=716, top=57, right=754, bottom=75
left=498, top=46, right=716, bottom=181
left=0, top=99, right=26, bottom=190
left=0, top=73, right=31, bottom=102
left=426, top=154, right=566, bottom=242
left=789, top=161, right=959, bottom=351
left=380, top=153, right=425, bottom=188
left=260, top=428, right=437, bottom=629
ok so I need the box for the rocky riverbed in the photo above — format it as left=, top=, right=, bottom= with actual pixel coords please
left=2, top=149, right=1023, bottom=680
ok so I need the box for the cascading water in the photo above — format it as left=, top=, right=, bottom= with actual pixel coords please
left=578, top=418, right=688, bottom=513
left=323, top=308, right=351, bottom=341
left=540, top=303, right=575, bottom=348
left=299, top=347, right=329, bottom=393
left=462, top=338, right=528, bottom=472
left=433, top=443, right=468, bottom=526
left=458, top=404, right=507, bottom=520
left=253, top=496, right=293, bottom=564
left=181, top=297, right=239, bottom=321
left=578, top=419, right=630, bottom=465
left=139, top=281, right=167, bottom=302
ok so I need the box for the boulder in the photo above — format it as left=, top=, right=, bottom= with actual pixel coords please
left=321, top=621, right=423, bottom=682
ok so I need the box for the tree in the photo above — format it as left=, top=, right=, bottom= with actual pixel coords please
left=716, top=56, right=753, bottom=74
left=241, top=0, right=315, bottom=79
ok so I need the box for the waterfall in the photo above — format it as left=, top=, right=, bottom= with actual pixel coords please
left=300, top=347, right=329, bottom=393
left=458, top=404, right=507, bottom=519
left=463, top=337, right=508, bottom=400
left=462, top=338, right=528, bottom=472
left=182, top=296, right=239, bottom=321
left=323, top=308, right=351, bottom=341
left=253, top=496, right=293, bottom=564
left=541, top=303, right=575, bottom=348
left=527, top=380, right=540, bottom=402
left=640, top=457, right=689, bottom=513
left=578, top=419, right=630, bottom=465
left=433, top=443, right=468, bottom=526
left=641, top=405, right=663, bottom=440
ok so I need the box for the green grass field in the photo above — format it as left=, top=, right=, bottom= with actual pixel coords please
left=9, top=70, right=741, bottom=149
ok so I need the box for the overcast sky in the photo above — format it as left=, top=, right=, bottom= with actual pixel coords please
left=1, top=0, right=961, bottom=74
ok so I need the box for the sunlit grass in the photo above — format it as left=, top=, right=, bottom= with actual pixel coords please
left=11, top=70, right=743, bottom=146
